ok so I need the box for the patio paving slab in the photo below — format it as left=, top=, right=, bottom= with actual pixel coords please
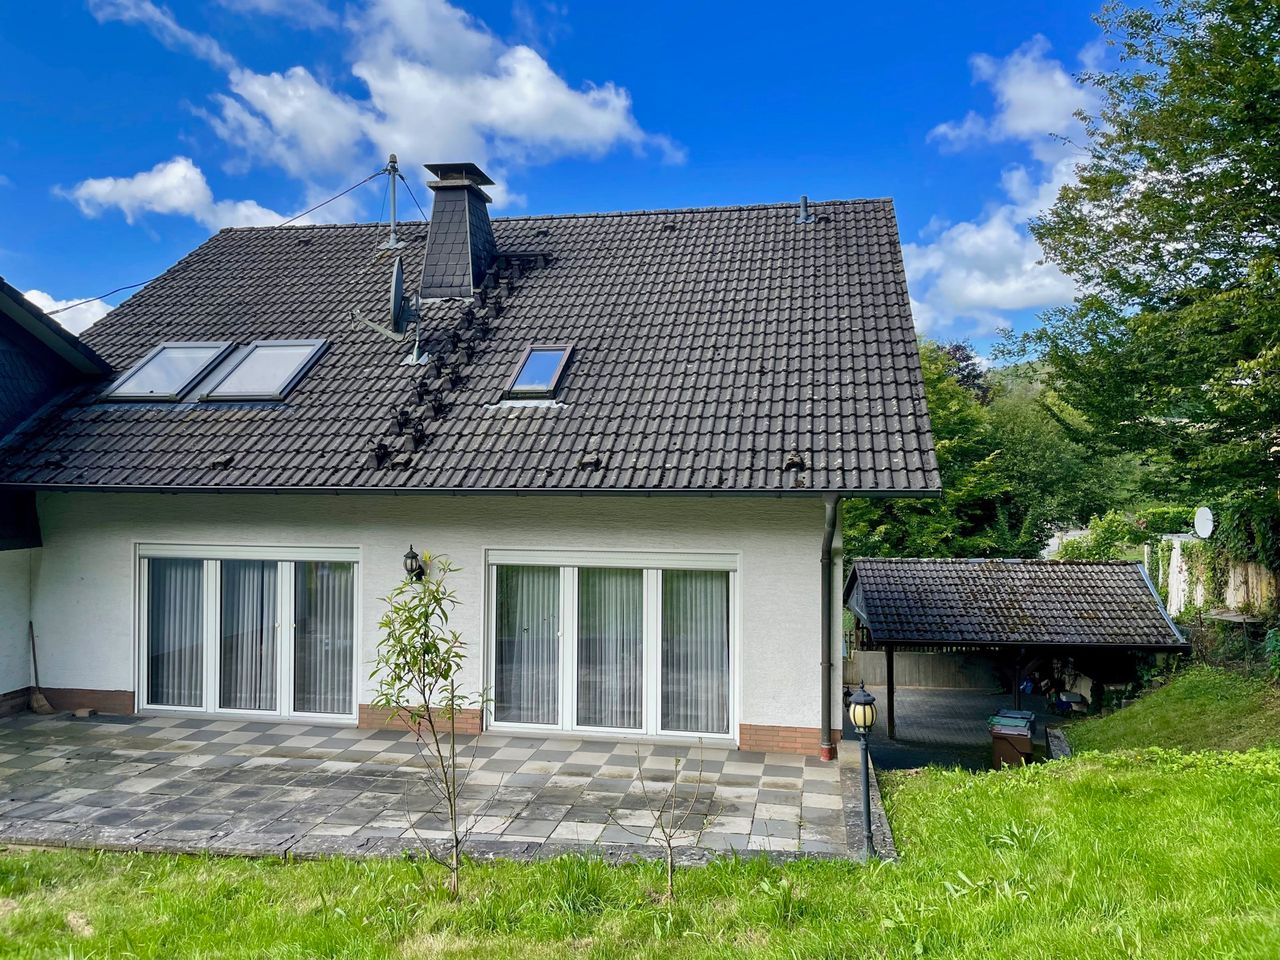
left=0, top=712, right=890, bottom=862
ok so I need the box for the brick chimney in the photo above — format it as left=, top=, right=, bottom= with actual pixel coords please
left=418, top=162, right=498, bottom=300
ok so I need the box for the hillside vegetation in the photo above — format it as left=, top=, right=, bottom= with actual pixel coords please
left=1069, top=666, right=1280, bottom=754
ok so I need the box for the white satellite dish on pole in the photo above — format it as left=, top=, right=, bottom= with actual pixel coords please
left=1194, top=505, right=1214, bottom=539
left=390, top=256, right=404, bottom=328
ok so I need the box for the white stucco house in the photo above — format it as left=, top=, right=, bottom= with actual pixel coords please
left=0, top=163, right=939, bottom=757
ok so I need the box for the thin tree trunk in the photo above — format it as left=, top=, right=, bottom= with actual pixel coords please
left=666, top=846, right=675, bottom=902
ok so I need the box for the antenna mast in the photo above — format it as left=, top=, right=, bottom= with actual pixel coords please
left=381, top=153, right=405, bottom=250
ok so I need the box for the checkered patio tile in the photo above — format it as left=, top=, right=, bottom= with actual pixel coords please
left=0, top=712, right=873, bottom=859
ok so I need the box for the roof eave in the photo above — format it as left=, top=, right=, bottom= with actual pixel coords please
left=0, top=481, right=944, bottom=498
left=0, top=279, right=113, bottom=377
left=856, top=637, right=1193, bottom=652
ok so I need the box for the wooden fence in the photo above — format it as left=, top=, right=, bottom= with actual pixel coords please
left=841, top=640, right=1000, bottom=689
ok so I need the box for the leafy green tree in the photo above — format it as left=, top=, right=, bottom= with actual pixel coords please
left=1005, top=0, right=1280, bottom=500
left=844, top=344, right=1127, bottom=559
left=1056, top=510, right=1139, bottom=561
left=986, top=372, right=1142, bottom=527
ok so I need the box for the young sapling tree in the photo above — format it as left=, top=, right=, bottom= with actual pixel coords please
left=369, top=549, right=483, bottom=899
left=608, top=744, right=717, bottom=902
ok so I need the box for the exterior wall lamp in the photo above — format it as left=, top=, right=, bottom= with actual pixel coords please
left=847, top=681, right=878, bottom=859
left=402, top=545, right=426, bottom=581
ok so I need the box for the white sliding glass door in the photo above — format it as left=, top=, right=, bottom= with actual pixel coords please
left=488, top=552, right=735, bottom=741
left=661, top=570, right=730, bottom=735
left=146, top=558, right=205, bottom=708
left=493, top=565, right=560, bottom=725
left=577, top=568, right=644, bottom=730
left=220, top=560, right=278, bottom=711
left=293, top=561, right=356, bottom=716
left=139, top=547, right=358, bottom=721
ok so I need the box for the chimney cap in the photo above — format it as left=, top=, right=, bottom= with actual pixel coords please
left=424, top=162, right=494, bottom=187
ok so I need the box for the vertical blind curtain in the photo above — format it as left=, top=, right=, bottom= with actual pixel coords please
left=661, top=570, right=730, bottom=734
left=293, top=561, right=355, bottom=715
left=219, top=560, right=278, bottom=711
left=576, top=568, right=643, bottom=729
left=494, top=565, right=560, bottom=724
left=147, top=558, right=204, bottom=707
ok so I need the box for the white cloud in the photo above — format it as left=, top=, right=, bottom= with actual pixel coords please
left=208, top=67, right=369, bottom=181
left=216, top=0, right=339, bottom=29
left=88, top=0, right=236, bottom=70
left=908, top=36, right=1095, bottom=335
left=87, top=0, right=678, bottom=221
left=23, top=289, right=113, bottom=335
left=60, top=156, right=285, bottom=229
left=904, top=209, right=1075, bottom=335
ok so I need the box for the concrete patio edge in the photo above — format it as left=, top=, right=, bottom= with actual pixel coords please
left=838, top=753, right=898, bottom=861
left=0, top=818, right=857, bottom=865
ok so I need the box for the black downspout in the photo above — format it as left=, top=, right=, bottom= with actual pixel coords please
left=820, top=494, right=841, bottom=761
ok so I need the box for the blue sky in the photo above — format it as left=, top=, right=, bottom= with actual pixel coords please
left=0, top=1, right=1107, bottom=349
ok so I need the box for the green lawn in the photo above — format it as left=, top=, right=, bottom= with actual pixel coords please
left=1069, top=665, right=1280, bottom=753
left=1, top=667, right=1278, bottom=958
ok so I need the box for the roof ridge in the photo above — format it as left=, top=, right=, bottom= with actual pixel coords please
left=217, top=197, right=896, bottom=233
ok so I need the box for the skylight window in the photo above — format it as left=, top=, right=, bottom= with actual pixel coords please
left=504, top=345, right=572, bottom=399
left=205, top=339, right=327, bottom=401
left=106, top=343, right=233, bottom=401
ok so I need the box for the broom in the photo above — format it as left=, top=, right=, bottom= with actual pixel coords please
left=28, top=622, right=55, bottom=715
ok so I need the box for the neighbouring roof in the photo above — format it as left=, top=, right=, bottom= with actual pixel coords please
left=846, top=559, right=1187, bottom=650
left=0, top=200, right=940, bottom=495
left=0, top=278, right=111, bottom=377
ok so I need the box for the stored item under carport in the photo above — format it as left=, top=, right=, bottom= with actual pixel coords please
left=989, top=709, right=1035, bottom=768
left=991, top=727, right=1033, bottom=767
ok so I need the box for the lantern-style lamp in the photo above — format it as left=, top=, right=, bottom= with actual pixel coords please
left=848, top=682, right=878, bottom=736
left=848, top=681, right=878, bottom=859
left=402, top=545, right=426, bottom=581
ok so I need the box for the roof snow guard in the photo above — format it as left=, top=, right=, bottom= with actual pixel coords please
left=419, top=162, right=498, bottom=299
left=846, top=559, right=1188, bottom=651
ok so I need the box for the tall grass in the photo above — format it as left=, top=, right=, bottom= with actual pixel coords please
left=1, top=747, right=1277, bottom=958
left=1069, top=665, right=1280, bottom=753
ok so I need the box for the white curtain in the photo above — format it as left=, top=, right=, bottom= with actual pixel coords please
left=293, top=561, right=355, bottom=715
left=577, top=568, right=643, bottom=729
left=494, top=565, right=559, bottom=724
left=219, top=560, right=277, bottom=711
left=661, top=570, right=730, bottom=734
left=147, top=558, right=204, bottom=707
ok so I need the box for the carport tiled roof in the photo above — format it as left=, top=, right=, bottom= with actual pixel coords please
left=846, top=559, right=1187, bottom=649
left=0, top=199, right=939, bottom=495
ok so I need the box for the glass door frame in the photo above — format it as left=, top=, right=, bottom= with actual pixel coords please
left=484, top=548, right=739, bottom=743
left=135, top=543, right=361, bottom=724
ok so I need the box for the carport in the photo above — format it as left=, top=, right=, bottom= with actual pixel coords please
left=844, top=559, right=1190, bottom=741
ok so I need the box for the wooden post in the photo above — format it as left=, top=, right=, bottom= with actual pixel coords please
left=885, top=643, right=896, bottom=740
left=1013, top=649, right=1024, bottom=711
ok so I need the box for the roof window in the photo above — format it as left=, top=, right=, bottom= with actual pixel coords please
left=503, top=344, right=572, bottom=399
left=106, top=342, right=233, bottom=401
left=205, top=339, right=327, bottom=401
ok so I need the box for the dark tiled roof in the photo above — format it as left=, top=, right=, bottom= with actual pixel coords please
left=847, top=559, right=1186, bottom=649
left=0, top=200, right=940, bottom=494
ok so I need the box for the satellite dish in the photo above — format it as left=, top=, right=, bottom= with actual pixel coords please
left=1194, top=506, right=1214, bottom=539
left=389, top=256, right=405, bottom=328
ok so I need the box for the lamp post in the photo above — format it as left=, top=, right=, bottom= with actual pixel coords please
left=847, top=682, right=878, bottom=859
left=402, top=545, right=426, bottom=581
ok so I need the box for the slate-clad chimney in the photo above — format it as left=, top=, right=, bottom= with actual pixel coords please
left=418, top=162, right=498, bottom=299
